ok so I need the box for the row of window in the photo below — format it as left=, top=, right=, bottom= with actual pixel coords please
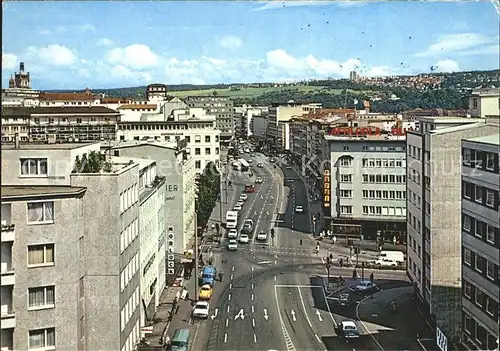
left=362, top=174, right=406, bottom=184
left=408, top=259, right=422, bottom=283
left=119, top=183, right=139, bottom=214
left=121, top=287, right=140, bottom=331
left=463, top=247, right=498, bottom=283
left=120, top=253, right=139, bottom=292
left=408, top=168, right=421, bottom=185
left=20, top=158, right=48, bottom=176
left=463, top=147, right=499, bottom=173
left=122, top=320, right=141, bottom=351
left=408, top=145, right=430, bottom=163
left=463, top=279, right=498, bottom=322
left=362, top=206, right=406, bottom=217
left=118, top=123, right=214, bottom=131
left=194, top=147, right=216, bottom=156
left=120, top=219, right=139, bottom=253
left=362, top=190, right=406, bottom=200
left=463, top=214, right=498, bottom=248
left=408, top=236, right=422, bottom=259
left=462, top=311, right=498, bottom=350
left=362, top=158, right=406, bottom=168
left=408, top=189, right=422, bottom=210
left=185, top=135, right=214, bottom=143
left=463, top=181, right=498, bottom=210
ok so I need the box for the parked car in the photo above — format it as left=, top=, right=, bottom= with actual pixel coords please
left=239, top=193, right=248, bottom=201
left=234, top=204, right=242, bottom=211
left=371, top=258, right=398, bottom=267
left=239, top=234, right=250, bottom=243
left=338, top=320, right=360, bottom=340
left=227, top=239, right=238, bottom=251
left=198, top=285, right=213, bottom=300
left=255, top=177, right=263, bottom=184
left=192, top=301, right=210, bottom=319
left=338, top=293, right=352, bottom=307
left=257, top=231, right=267, bottom=241
left=355, top=280, right=377, bottom=292
left=257, top=162, right=263, bottom=168
left=227, top=229, right=238, bottom=239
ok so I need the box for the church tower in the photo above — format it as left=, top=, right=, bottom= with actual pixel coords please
left=14, top=62, right=31, bottom=89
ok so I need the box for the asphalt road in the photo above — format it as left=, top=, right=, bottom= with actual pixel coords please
left=192, top=152, right=413, bottom=351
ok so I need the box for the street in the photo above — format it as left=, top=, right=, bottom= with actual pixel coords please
left=189, top=153, right=423, bottom=351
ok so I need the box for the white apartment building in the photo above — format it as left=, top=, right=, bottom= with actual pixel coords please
left=469, top=88, right=500, bottom=118
left=406, top=116, right=497, bottom=343
left=0, top=139, right=167, bottom=351
left=116, top=107, right=220, bottom=174
left=460, top=134, right=499, bottom=351
left=324, top=134, right=407, bottom=241
left=107, top=140, right=196, bottom=257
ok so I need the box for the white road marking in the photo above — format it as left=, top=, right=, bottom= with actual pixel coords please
left=252, top=305, right=255, bottom=313
left=188, top=317, right=192, bottom=324
left=210, top=309, right=218, bottom=320
left=232, top=266, right=235, bottom=272
left=321, top=256, right=325, bottom=264
left=251, top=283, right=254, bottom=289
left=253, top=333, right=257, bottom=343
left=228, top=293, right=231, bottom=301
left=230, top=274, right=234, bottom=280
left=315, top=334, right=322, bottom=343
left=275, top=260, right=278, bottom=265
left=251, top=294, right=254, bottom=301
left=297, top=288, right=314, bottom=329
left=319, top=287, right=338, bottom=327
left=274, top=285, right=297, bottom=351
left=227, top=305, right=230, bottom=313
left=252, top=266, right=255, bottom=271
left=252, top=318, right=256, bottom=327
left=274, top=275, right=277, bottom=281
left=224, top=333, right=227, bottom=343
left=316, top=310, right=323, bottom=322
left=225, top=318, right=229, bottom=327
left=229, top=283, right=232, bottom=289
left=290, top=309, right=297, bottom=321
left=235, top=308, right=245, bottom=320
left=357, top=296, right=385, bottom=350
left=264, top=308, right=269, bottom=320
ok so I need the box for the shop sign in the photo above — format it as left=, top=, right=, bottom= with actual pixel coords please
left=323, top=169, right=330, bottom=208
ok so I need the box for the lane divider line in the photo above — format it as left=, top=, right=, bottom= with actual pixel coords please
left=274, top=285, right=297, bottom=351
left=356, top=296, right=385, bottom=351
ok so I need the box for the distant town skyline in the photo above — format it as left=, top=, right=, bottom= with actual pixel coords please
left=2, top=1, right=499, bottom=90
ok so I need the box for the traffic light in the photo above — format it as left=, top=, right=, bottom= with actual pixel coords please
left=271, top=228, right=275, bottom=238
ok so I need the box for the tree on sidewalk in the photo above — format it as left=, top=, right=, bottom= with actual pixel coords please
left=196, top=162, right=221, bottom=231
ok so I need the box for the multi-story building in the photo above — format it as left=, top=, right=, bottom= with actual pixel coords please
left=251, top=114, right=268, bottom=140
left=323, top=133, right=407, bottom=242
left=460, top=134, right=499, bottom=351
left=1, top=107, right=32, bottom=142
left=116, top=107, right=220, bottom=173
left=406, top=116, right=498, bottom=344
left=1, top=139, right=167, bottom=351
left=38, top=89, right=101, bottom=107
left=2, top=62, right=40, bottom=108
left=469, top=88, right=500, bottom=118
left=185, top=96, right=234, bottom=142
left=146, top=83, right=168, bottom=102
left=106, top=139, right=196, bottom=256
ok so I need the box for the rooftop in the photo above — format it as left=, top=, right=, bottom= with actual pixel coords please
left=427, top=122, right=487, bottom=135
left=118, top=104, right=157, bottom=109
left=107, top=140, right=176, bottom=150
left=465, top=133, right=500, bottom=146
left=417, top=116, right=484, bottom=123
left=39, top=92, right=97, bottom=101
left=110, top=156, right=155, bottom=172
left=2, top=141, right=99, bottom=150
left=32, top=106, right=120, bottom=115
left=1, top=185, right=87, bottom=200
left=324, top=134, right=406, bottom=142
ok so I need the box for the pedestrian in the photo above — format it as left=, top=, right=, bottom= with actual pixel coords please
left=219, top=272, right=224, bottom=281
left=211, top=223, right=215, bottom=231
left=339, top=258, right=343, bottom=268
left=333, top=235, right=337, bottom=245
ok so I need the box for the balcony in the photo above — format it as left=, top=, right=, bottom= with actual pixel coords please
left=0, top=270, right=14, bottom=286
left=0, top=312, right=15, bottom=329
left=0, top=225, right=15, bottom=242
left=0, top=287, right=15, bottom=329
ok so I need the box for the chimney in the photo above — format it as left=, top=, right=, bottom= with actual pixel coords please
left=20, top=62, right=25, bottom=72
left=14, top=133, right=20, bottom=149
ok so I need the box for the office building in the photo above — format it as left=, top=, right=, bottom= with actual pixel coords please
left=1, top=107, right=32, bottom=142
left=324, top=133, right=407, bottom=241
left=406, top=116, right=498, bottom=343
left=461, top=134, right=499, bottom=350
left=116, top=107, right=220, bottom=173
left=469, top=88, right=500, bottom=118
left=185, top=96, right=234, bottom=142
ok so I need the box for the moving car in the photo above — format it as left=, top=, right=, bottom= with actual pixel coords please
left=227, top=229, right=238, bottom=239
left=200, top=266, right=217, bottom=286
left=257, top=231, right=267, bottom=241
left=192, top=301, right=210, bottom=319
left=241, top=223, right=253, bottom=234
left=257, top=162, right=263, bottom=168
left=338, top=293, right=352, bottom=307
left=255, top=177, right=263, bottom=184
left=198, top=285, right=213, bottom=300
left=371, top=258, right=398, bottom=267
left=170, top=328, right=191, bottom=351
left=239, top=234, right=249, bottom=243
left=295, top=205, right=304, bottom=213
left=227, top=239, right=238, bottom=251
left=338, top=320, right=360, bottom=340
left=244, top=219, right=254, bottom=227
left=245, top=184, right=256, bottom=193
left=234, top=204, right=242, bottom=211
left=355, top=280, right=377, bottom=292
left=239, top=193, right=248, bottom=201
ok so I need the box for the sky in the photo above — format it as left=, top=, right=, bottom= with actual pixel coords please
left=2, top=1, right=499, bottom=90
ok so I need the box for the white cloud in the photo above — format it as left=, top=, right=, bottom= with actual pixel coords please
left=106, top=44, right=159, bottom=69
left=218, top=35, right=242, bottom=50
left=458, top=43, right=500, bottom=56
left=56, top=26, right=67, bottom=33
left=76, top=24, right=96, bottom=32
left=97, top=38, right=113, bottom=47
left=25, top=44, right=77, bottom=66
left=365, top=65, right=393, bottom=77
left=415, top=33, right=497, bottom=57
left=39, top=29, right=52, bottom=35
left=433, top=59, right=460, bottom=73
left=2, top=53, right=17, bottom=70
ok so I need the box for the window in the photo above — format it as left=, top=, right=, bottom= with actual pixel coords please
left=340, top=206, right=352, bottom=215
left=340, top=174, right=352, bottom=183
left=205, top=135, right=210, bottom=143
left=463, top=280, right=472, bottom=298
left=28, top=244, right=54, bottom=266
left=195, top=161, right=201, bottom=169
left=476, top=220, right=486, bottom=238
left=486, top=296, right=495, bottom=316
left=29, top=328, right=55, bottom=349
left=463, top=215, right=471, bottom=232
left=362, top=190, right=368, bottom=198
left=475, top=288, right=484, bottom=307
left=340, top=190, right=352, bottom=198
left=486, top=260, right=495, bottom=280
left=475, top=185, right=482, bottom=202
left=27, top=201, right=54, bottom=223
left=463, top=148, right=472, bottom=165
left=486, top=225, right=496, bottom=244
left=485, top=189, right=495, bottom=207
left=463, top=247, right=472, bottom=266
left=205, top=148, right=211, bottom=155
left=362, top=206, right=368, bottom=214
left=463, top=182, right=472, bottom=199
left=20, top=158, right=48, bottom=176
left=195, top=148, right=201, bottom=155
left=486, top=152, right=495, bottom=170
left=340, top=158, right=352, bottom=167
left=28, top=286, right=55, bottom=309
left=195, top=135, right=201, bottom=143
left=463, top=313, right=473, bottom=334
left=475, top=254, right=484, bottom=273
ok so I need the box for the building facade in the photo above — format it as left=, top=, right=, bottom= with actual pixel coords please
left=461, top=134, right=499, bottom=351
left=324, top=134, right=407, bottom=242
left=185, top=96, right=234, bottom=141
left=405, top=116, right=497, bottom=343
left=469, top=88, right=500, bottom=118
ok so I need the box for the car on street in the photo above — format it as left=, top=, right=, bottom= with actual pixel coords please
left=257, top=162, right=263, bottom=168
left=256, top=231, right=267, bottom=241
left=338, top=320, right=360, bottom=340
left=239, top=193, right=248, bottom=201
left=371, top=258, right=398, bottom=267
left=233, top=204, right=242, bottom=211
left=244, top=219, right=254, bottom=227
left=227, top=239, right=238, bottom=251
left=192, top=301, right=210, bottom=319
left=239, top=234, right=249, bottom=243
left=255, top=177, right=263, bottom=184
left=295, top=205, right=304, bottom=213
left=236, top=200, right=244, bottom=207
left=241, top=223, right=253, bottom=234
left=227, top=229, right=238, bottom=239
left=338, top=293, right=352, bottom=307
left=355, top=280, right=377, bottom=292
left=198, top=285, right=213, bottom=300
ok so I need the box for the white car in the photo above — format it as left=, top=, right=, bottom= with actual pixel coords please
left=372, top=258, right=398, bottom=267
left=339, top=320, right=360, bottom=339
left=255, top=177, right=263, bottom=184
left=295, top=205, right=304, bottom=213
left=240, top=194, right=248, bottom=201
left=239, top=234, right=249, bottom=243
left=355, top=280, right=377, bottom=291
left=192, top=301, right=210, bottom=319
left=228, top=229, right=238, bottom=239
left=227, top=239, right=238, bottom=251
left=236, top=200, right=244, bottom=207
left=234, top=204, right=242, bottom=211
left=257, top=231, right=267, bottom=241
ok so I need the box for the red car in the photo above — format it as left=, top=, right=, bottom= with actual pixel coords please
left=245, top=184, right=255, bottom=193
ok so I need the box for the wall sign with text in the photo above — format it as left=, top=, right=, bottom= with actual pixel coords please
left=323, top=169, right=330, bottom=208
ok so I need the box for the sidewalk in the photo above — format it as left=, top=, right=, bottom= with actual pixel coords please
left=357, top=286, right=434, bottom=350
